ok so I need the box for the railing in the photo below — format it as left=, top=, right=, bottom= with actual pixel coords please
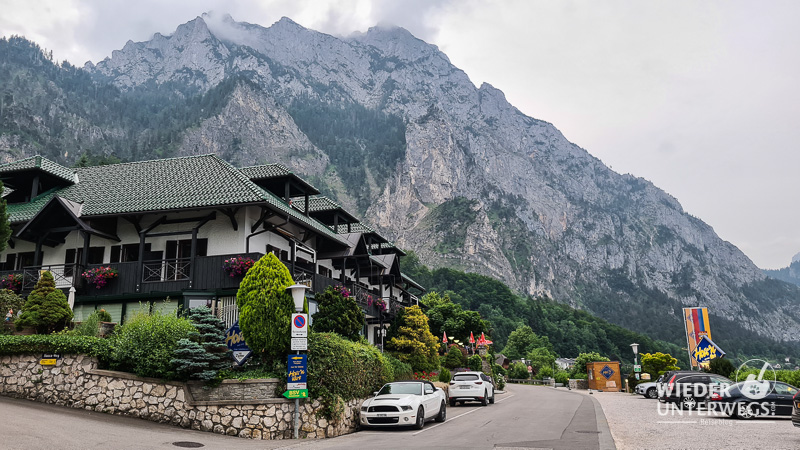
left=22, top=264, right=80, bottom=290
left=142, top=258, right=192, bottom=283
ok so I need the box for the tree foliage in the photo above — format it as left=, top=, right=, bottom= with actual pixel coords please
left=570, top=352, right=609, bottom=378
left=387, top=305, right=439, bottom=372
left=706, top=357, right=735, bottom=379
left=421, top=291, right=488, bottom=345
left=236, top=253, right=298, bottom=363
left=641, top=352, right=680, bottom=378
left=311, top=285, right=364, bottom=341
left=16, top=272, right=72, bottom=333
left=502, top=325, right=552, bottom=360
left=527, top=347, right=557, bottom=374
left=171, top=306, right=231, bottom=382
left=509, top=361, right=529, bottom=379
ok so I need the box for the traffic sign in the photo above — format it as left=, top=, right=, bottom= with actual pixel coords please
left=291, top=337, right=308, bottom=351
left=634, top=365, right=642, bottom=373
left=292, top=313, right=308, bottom=337
left=283, top=389, right=308, bottom=399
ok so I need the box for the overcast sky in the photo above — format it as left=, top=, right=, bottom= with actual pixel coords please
left=2, top=0, right=798, bottom=269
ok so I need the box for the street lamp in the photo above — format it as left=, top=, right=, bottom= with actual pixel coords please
left=286, top=284, right=310, bottom=312
left=630, top=343, right=639, bottom=366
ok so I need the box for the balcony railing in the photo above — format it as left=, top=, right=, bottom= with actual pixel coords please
left=142, top=258, right=192, bottom=283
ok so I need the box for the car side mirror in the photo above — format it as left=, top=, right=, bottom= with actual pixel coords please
left=373, top=391, right=378, bottom=396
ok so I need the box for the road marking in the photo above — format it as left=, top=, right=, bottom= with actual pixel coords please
left=411, top=395, right=516, bottom=436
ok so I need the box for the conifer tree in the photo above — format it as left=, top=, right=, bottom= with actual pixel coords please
left=236, top=252, right=299, bottom=362
left=387, top=305, right=439, bottom=372
left=17, top=271, right=73, bottom=333
left=171, top=306, right=230, bottom=381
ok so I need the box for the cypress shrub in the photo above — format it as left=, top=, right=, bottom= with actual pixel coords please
left=16, top=272, right=72, bottom=334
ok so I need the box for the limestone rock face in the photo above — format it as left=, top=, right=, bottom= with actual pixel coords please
left=47, top=13, right=799, bottom=341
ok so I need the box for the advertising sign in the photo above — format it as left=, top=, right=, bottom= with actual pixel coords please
left=283, top=389, right=309, bottom=399
left=692, top=335, right=725, bottom=365
left=683, top=307, right=713, bottom=369
left=291, top=313, right=308, bottom=338
left=225, top=320, right=252, bottom=366
left=288, top=354, right=308, bottom=390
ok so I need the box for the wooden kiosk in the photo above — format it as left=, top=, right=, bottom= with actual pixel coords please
left=586, top=361, right=622, bottom=392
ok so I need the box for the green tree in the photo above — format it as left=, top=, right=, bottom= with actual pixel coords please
left=387, top=305, right=440, bottom=372
left=641, top=352, right=680, bottom=377
left=16, top=272, right=72, bottom=333
left=706, top=357, right=734, bottom=379
left=444, top=345, right=466, bottom=369
left=421, top=291, right=489, bottom=343
left=311, top=286, right=364, bottom=341
left=527, top=347, right=557, bottom=374
left=467, top=354, right=483, bottom=371
left=509, top=361, right=529, bottom=379
left=236, top=253, right=299, bottom=363
left=502, top=325, right=552, bottom=360
left=171, top=306, right=231, bottom=382
left=570, top=352, right=609, bottom=378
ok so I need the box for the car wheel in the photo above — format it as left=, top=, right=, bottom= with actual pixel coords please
left=449, top=398, right=457, bottom=407
left=737, top=403, right=756, bottom=419
left=414, top=406, right=425, bottom=430
left=481, top=391, right=488, bottom=406
left=680, top=396, right=697, bottom=410
left=489, top=392, right=495, bottom=404
left=435, top=401, right=446, bottom=422
left=646, top=388, right=658, bottom=399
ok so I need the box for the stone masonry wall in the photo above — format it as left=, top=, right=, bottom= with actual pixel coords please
left=0, top=354, right=362, bottom=440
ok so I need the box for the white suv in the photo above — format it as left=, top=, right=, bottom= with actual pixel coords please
left=449, top=371, right=495, bottom=406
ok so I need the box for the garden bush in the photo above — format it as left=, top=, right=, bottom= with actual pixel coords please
left=384, top=353, right=413, bottom=381
left=171, top=307, right=231, bottom=382
left=467, top=354, right=482, bottom=372
left=444, top=345, right=466, bottom=369
left=438, top=367, right=451, bottom=383
left=554, top=369, right=569, bottom=385
left=311, top=285, right=364, bottom=341
left=308, top=332, right=391, bottom=420
left=509, top=361, right=529, bottom=379
left=108, top=308, right=195, bottom=379
left=387, top=305, right=439, bottom=372
left=0, top=289, right=24, bottom=322
left=236, top=253, right=298, bottom=362
left=16, top=272, right=73, bottom=333
left=494, top=374, right=506, bottom=390
left=0, top=334, right=110, bottom=357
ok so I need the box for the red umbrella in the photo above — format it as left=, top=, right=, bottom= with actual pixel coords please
left=442, top=331, right=448, bottom=343
left=469, top=331, right=475, bottom=344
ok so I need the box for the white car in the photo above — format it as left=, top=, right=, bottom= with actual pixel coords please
left=449, top=371, right=495, bottom=406
left=359, top=381, right=447, bottom=429
left=634, top=375, right=663, bottom=399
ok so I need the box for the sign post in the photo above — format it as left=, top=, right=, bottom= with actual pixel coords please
left=288, top=313, right=308, bottom=439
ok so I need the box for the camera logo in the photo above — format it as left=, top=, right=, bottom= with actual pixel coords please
left=735, top=359, right=775, bottom=400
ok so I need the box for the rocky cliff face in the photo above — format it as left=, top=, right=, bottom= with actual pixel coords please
left=9, top=14, right=799, bottom=341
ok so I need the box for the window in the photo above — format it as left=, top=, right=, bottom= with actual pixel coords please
left=266, top=245, right=288, bottom=261
left=775, top=383, right=797, bottom=396
left=166, top=239, right=208, bottom=259
left=110, top=244, right=142, bottom=263
left=318, top=266, right=332, bottom=278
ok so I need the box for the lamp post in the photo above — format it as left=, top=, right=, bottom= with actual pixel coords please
left=286, top=284, right=309, bottom=439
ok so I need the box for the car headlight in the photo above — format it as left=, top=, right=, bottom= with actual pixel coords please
left=361, top=406, right=368, bottom=412
left=401, top=405, right=413, bottom=411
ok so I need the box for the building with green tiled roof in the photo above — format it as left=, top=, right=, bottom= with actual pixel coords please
left=0, top=154, right=422, bottom=346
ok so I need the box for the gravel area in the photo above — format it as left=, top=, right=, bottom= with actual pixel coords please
left=574, top=390, right=800, bottom=450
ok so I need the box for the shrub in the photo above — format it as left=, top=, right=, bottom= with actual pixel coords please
left=494, top=374, right=506, bottom=390
left=16, top=272, right=73, bottom=333
left=0, top=289, right=24, bottom=322
left=467, top=354, right=483, bottom=372
left=95, top=309, right=112, bottom=322
left=570, top=352, right=609, bottom=378
left=438, top=367, right=451, bottom=383
left=537, top=366, right=554, bottom=379
left=236, top=253, right=298, bottom=363
left=384, top=353, right=413, bottom=381
left=706, top=357, right=734, bottom=379
left=308, top=332, right=391, bottom=420
left=509, top=361, right=529, bottom=379
left=554, top=369, right=570, bottom=384
left=108, top=308, right=195, bottom=379
left=444, top=345, right=466, bottom=369
left=311, top=285, right=364, bottom=341
left=387, top=305, right=439, bottom=372
left=0, top=335, right=110, bottom=357
left=171, top=306, right=231, bottom=382
left=71, top=311, right=102, bottom=337
left=641, top=352, right=679, bottom=378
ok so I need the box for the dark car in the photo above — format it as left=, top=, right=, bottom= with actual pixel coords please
left=793, top=388, right=800, bottom=427
left=709, top=381, right=798, bottom=418
left=659, top=371, right=733, bottom=410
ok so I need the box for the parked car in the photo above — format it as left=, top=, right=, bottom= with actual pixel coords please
left=359, top=381, right=447, bottom=429
left=710, top=381, right=799, bottom=418
left=793, top=388, right=800, bottom=427
left=659, top=371, right=733, bottom=409
left=449, top=371, right=495, bottom=406
left=634, top=375, right=663, bottom=399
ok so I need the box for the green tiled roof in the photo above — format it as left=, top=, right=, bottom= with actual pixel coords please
left=3, top=154, right=348, bottom=246
left=239, top=163, right=291, bottom=180
left=334, top=222, right=375, bottom=234
left=292, top=196, right=343, bottom=213
left=0, top=155, right=76, bottom=184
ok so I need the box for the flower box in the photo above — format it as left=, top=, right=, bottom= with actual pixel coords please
left=82, top=266, right=119, bottom=289
left=222, top=256, right=255, bottom=277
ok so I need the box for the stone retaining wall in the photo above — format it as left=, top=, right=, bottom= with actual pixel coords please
left=0, top=354, right=362, bottom=440
left=569, top=379, right=589, bottom=390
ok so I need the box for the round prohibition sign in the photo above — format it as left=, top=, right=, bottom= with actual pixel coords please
left=294, top=315, right=306, bottom=328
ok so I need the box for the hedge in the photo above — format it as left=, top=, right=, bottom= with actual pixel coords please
left=384, top=353, right=413, bottom=381
left=0, top=335, right=110, bottom=357
left=308, top=332, right=391, bottom=419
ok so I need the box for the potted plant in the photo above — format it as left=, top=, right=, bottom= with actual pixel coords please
left=367, top=295, right=387, bottom=313
left=222, top=256, right=255, bottom=277
left=82, top=266, right=119, bottom=289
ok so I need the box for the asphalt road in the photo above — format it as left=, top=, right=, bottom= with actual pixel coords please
left=0, top=384, right=614, bottom=450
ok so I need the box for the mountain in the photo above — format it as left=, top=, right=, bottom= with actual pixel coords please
left=1, top=13, right=799, bottom=350
left=764, top=253, right=800, bottom=287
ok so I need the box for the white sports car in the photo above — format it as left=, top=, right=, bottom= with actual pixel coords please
left=359, top=381, right=447, bottom=429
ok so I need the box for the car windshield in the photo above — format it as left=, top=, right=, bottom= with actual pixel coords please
left=377, top=382, right=423, bottom=396
left=453, top=374, right=479, bottom=381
